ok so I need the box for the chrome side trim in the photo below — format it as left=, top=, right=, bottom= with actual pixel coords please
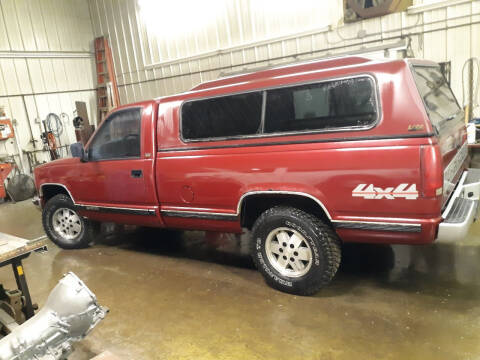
left=159, top=191, right=332, bottom=221
left=76, top=204, right=156, bottom=216
left=330, top=219, right=420, bottom=226
left=330, top=216, right=423, bottom=223
left=333, top=220, right=421, bottom=233
left=236, top=191, right=332, bottom=220
left=160, top=203, right=424, bottom=230
left=40, top=183, right=76, bottom=203
left=41, top=184, right=421, bottom=227
left=161, top=210, right=238, bottom=221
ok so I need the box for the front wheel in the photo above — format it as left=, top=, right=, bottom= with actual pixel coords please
left=42, top=194, right=99, bottom=249
left=251, top=206, right=341, bottom=295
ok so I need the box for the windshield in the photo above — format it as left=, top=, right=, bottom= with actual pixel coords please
left=412, top=66, right=461, bottom=128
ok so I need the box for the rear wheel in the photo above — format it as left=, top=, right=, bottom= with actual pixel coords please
left=42, top=194, right=99, bottom=249
left=251, top=206, right=341, bottom=295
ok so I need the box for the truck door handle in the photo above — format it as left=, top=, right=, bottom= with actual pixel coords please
left=131, top=169, right=142, bottom=178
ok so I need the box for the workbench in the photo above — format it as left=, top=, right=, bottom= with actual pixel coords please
left=0, top=233, right=47, bottom=320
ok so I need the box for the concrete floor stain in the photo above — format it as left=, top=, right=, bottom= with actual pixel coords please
left=1, top=200, right=480, bottom=359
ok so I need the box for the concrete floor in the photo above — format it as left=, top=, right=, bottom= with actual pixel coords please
left=1, top=201, right=480, bottom=359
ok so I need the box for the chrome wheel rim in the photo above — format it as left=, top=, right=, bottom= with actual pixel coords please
left=52, top=208, right=83, bottom=241
left=265, top=227, right=313, bottom=278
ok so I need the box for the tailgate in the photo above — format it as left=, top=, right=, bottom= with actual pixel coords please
left=411, top=65, right=467, bottom=207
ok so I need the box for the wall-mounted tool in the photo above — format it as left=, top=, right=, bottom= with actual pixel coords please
left=20, top=96, right=38, bottom=150
left=45, top=113, right=63, bottom=139
left=6, top=120, right=27, bottom=175
left=40, top=128, right=58, bottom=161
left=45, top=113, right=68, bottom=157
left=60, top=113, right=70, bottom=130
left=36, top=115, right=60, bottom=161
left=0, top=162, right=13, bottom=202
left=0, top=120, right=14, bottom=141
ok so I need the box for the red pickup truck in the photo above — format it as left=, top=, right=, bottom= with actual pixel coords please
left=33, top=56, right=480, bottom=295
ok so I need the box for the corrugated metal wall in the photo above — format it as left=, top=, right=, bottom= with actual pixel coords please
left=89, top=0, right=480, bottom=120
left=88, top=0, right=343, bottom=103
left=0, top=0, right=95, bottom=171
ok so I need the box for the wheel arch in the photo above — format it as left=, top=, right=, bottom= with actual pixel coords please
left=238, top=191, right=332, bottom=229
left=40, top=183, right=75, bottom=204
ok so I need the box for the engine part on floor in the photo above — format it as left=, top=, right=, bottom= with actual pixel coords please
left=0, top=163, right=13, bottom=202
left=5, top=174, right=35, bottom=202
left=0, top=286, right=25, bottom=327
left=0, top=272, right=108, bottom=360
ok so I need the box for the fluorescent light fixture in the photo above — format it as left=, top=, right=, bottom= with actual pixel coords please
left=250, top=0, right=321, bottom=15
left=138, top=0, right=224, bottom=38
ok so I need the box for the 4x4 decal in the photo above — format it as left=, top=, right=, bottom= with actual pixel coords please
left=352, top=184, right=419, bottom=200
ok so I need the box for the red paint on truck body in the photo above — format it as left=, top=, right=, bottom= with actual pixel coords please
left=34, top=56, right=468, bottom=244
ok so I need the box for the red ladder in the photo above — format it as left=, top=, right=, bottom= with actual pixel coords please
left=94, top=36, right=120, bottom=124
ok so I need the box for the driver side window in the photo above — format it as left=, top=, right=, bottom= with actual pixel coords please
left=89, top=108, right=142, bottom=161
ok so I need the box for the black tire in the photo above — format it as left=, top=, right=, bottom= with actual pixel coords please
left=251, top=206, right=341, bottom=296
left=42, top=194, right=99, bottom=249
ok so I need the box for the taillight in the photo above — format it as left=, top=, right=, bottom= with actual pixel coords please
left=420, top=145, right=443, bottom=198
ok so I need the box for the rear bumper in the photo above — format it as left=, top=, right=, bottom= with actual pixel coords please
left=437, top=168, right=480, bottom=242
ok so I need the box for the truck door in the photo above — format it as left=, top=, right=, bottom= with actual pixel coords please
left=70, top=106, right=157, bottom=216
